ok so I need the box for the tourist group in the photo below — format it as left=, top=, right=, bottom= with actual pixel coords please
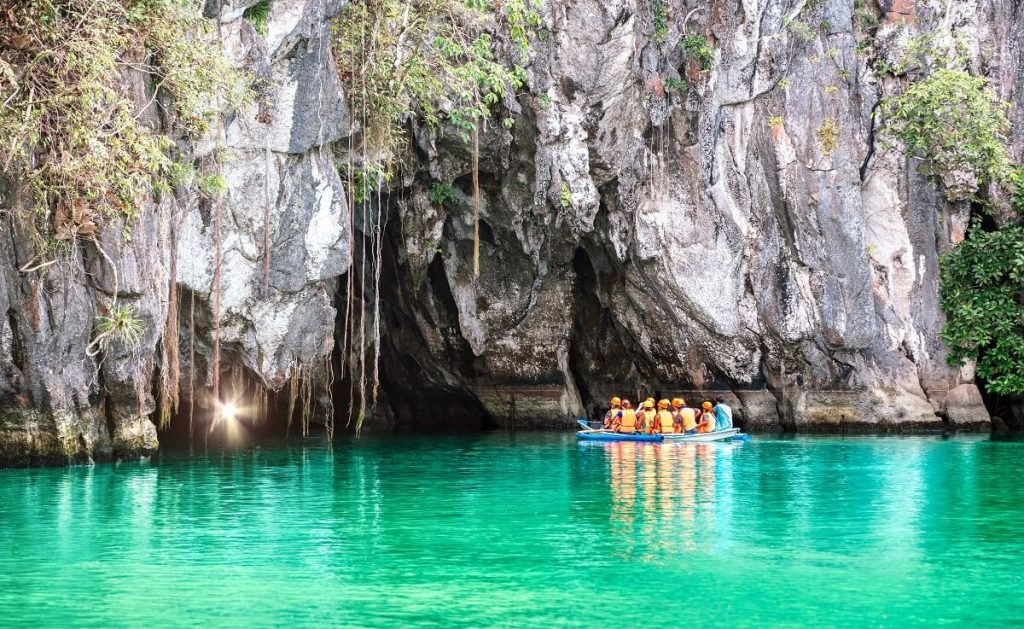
left=603, top=396, right=733, bottom=435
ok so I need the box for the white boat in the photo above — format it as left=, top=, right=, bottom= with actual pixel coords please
left=662, top=428, right=742, bottom=442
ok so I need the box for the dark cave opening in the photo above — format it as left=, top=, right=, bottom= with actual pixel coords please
left=158, top=371, right=308, bottom=449
left=331, top=204, right=495, bottom=433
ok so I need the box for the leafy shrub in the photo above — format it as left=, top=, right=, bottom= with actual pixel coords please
left=940, top=217, right=1024, bottom=394
left=0, top=0, right=242, bottom=223
left=650, top=0, right=669, bottom=43
left=428, top=182, right=459, bottom=206
left=880, top=69, right=1012, bottom=201
left=788, top=20, right=815, bottom=42
left=664, top=77, right=688, bottom=94
left=682, top=35, right=713, bottom=71
left=333, top=0, right=540, bottom=173
left=244, top=0, right=273, bottom=35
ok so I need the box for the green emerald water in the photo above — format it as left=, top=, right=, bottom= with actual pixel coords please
left=1, top=434, right=1023, bottom=627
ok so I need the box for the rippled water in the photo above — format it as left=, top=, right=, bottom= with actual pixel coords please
left=1, top=434, right=1023, bottom=627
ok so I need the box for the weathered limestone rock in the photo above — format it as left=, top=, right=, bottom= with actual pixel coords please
left=380, top=0, right=1009, bottom=431
left=4, top=0, right=1019, bottom=465
left=178, top=0, right=350, bottom=391
left=944, top=384, right=990, bottom=429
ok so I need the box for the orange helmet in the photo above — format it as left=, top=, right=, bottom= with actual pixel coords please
left=658, top=399, right=669, bottom=409
left=672, top=397, right=685, bottom=408
left=610, top=396, right=621, bottom=407
left=702, top=401, right=713, bottom=411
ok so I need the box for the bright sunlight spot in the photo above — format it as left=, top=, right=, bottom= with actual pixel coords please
left=219, top=402, right=238, bottom=423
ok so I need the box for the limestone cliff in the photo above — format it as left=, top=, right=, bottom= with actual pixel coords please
left=2, top=0, right=1018, bottom=465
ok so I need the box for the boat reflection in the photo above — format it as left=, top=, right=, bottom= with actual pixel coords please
left=606, top=441, right=735, bottom=558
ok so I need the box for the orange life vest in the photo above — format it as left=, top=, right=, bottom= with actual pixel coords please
left=638, top=409, right=657, bottom=434
left=655, top=409, right=676, bottom=433
left=678, top=407, right=697, bottom=431
left=616, top=409, right=638, bottom=433
left=698, top=411, right=716, bottom=433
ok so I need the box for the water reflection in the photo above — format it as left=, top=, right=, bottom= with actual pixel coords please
left=605, top=441, right=738, bottom=557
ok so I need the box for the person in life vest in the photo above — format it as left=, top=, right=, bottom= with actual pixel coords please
left=673, top=398, right=698, bottom=435
left=697, top=401, right=717, bottom=433
left=713, top=395, right=733, bottom=430
left=638, top=399, right=658, bottom=434
left=613, top=400, right=638, bottom=433
left=653, top=399, right=678, bottom=434
left=603, top=397, right=622, bottom=428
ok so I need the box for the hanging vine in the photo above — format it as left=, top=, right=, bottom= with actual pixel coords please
left=332, top=0, right=540, bottom=434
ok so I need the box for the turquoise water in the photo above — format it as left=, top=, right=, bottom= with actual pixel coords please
left=1, top=434, right=1023, bottom=627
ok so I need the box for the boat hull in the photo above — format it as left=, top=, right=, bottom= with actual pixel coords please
left=576, top=431, right=664, bottom=443
left=662, top=428, right=741, bottom=442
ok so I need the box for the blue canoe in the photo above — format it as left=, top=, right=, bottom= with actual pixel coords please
left=576, top=430, right=664, bottom=443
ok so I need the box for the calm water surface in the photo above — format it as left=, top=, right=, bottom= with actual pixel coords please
left=1, top=434, right=1023, bottom=627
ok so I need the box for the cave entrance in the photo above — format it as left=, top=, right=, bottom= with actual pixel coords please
left=327, top=199, right=495, bottom=434
left=158, top=368, right=316, bottom=449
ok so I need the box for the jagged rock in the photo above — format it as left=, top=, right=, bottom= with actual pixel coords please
left=4, top=0, right=1017, bottom=465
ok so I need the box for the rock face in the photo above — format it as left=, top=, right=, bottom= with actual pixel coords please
left=3, top=0, right=1019, bottom=465
left=386, top=0, right=1013, bottom=432
left=0, top=0, right=350, bottom=464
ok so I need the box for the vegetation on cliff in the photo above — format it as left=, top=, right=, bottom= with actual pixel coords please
left=330, top=0, right=539, bottom=432
left=881, top=68, right=1013, bottom=201
left=0, top=0, right=240, bottom=224
left=939, top=180, right=1024, bottom=396
left=882, top=61, right=1024, bottom=396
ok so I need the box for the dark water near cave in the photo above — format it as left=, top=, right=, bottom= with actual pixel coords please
left=1, top=433, right=1023, bottom=627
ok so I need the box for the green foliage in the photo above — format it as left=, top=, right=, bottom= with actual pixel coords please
left=650, top=0, right=669, bottom=43
left=855, top=9, right=879, bottom=31
left=681, top=35, right=713, bottom=71
left=345, top=164, right=390, bottom=204
left=199, top=174, right=228, bottom=197
left=768, top=115, right=785, bottom=129
left=788, top=20, right=815, bottom=42
left=560, top=182, right=571, bottom=209
left=503, top=0, right=543, bottom=56
left=428, top=182, right=459, bottom=206
left=816, top=117, right=839, bottom=155
left=940, top=218, right=1024, bottom=395
left=244, top=0, right=273, bottom=35
left=664, top=77, right=688, bottom=94
left=93, top=304, right=146, bottom=352
left=880, top=69, right=1012, bottom=201
left=0, top=0, right=242, bottom=225
left=778, top=77, right=790, bottom=89
left=538, top=92, right=552, bottom=109
left=333, top=0, right=539, bottom=176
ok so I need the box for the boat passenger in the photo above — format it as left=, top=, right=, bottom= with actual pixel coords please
left=673, top=398, right=698, bottom=435
left=654, top=399, right=677, bottom=434
left=697, top=401, right=716, bottom=433
left=614, top=400, right=639, bottom=433
left=603, top=397, right=622, bottom=428
left=639, top=400, right=657, bottom=434
left=713, top=395, right=733, bottom=431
